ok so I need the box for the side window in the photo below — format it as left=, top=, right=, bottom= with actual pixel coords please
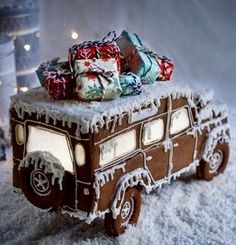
left=99, top=130, right=136, bottom=166
left=142, top=119, right=164, bottom=145
left=170, top=108, right=190, bottom=135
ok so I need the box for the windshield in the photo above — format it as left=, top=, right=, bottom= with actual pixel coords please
left=26, top=126, right=74, bottom=173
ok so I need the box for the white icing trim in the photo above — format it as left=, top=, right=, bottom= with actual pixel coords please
left=194, top=89, right=214, bottom=108
left=93, top=162, right=126, bottom=199
left=10, top=82, right=203, bottom=136
left=18, top=151, right=65, bottom=190
left=110, top=160, right=200, bottom=219
left=110, top=168, right=152, bottom=219
left=202, top=124, right=230, bottom=162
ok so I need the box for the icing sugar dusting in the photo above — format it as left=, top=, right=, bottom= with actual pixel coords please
left=10, top=81, right=196, bottom=136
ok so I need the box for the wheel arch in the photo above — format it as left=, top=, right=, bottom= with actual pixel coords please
left=110, top=168, right=152, bottom=219
left=201, top=124, right=230, bottom=162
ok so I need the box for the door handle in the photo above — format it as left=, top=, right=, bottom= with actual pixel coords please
left=173, top=143, right=179, bottom=148
left=146, top=156, right=153, bottom=161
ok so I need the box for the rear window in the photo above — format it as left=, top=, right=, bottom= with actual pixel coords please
left=27, top=126, right=74, bottom=173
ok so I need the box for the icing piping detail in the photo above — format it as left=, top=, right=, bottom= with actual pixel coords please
left=18, top=151, right=65, bottom=190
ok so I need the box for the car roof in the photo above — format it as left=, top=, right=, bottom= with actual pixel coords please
left=10, top=81, right=197, bottom=137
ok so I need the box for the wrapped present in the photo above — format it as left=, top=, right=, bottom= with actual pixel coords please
left=156, top=57, right=174, bottom=81
left=136, top=47, right=174, bottom=81
left=36, top=58, right=70, bottom=86
left=74, top=59, right=122, bottom=101
left=69, top=31, right=121, bottom=73
left=116, top=30, right=174, bottom=83
left=44, top=68, right=73, bottom=100
left=119, top=72, right=142, bottom=96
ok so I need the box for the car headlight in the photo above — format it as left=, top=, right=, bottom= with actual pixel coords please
left=75, top=144, right=85, bottom=166
left=15, top=124, right=24, bottom=145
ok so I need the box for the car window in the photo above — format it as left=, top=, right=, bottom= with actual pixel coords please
left=99, top=130, right=136, bottom=166
left=170, top=108, right=190, bottom=135
left=142, top=119, right=164, bottom=145
left=27, top=126, right=74, bottom=173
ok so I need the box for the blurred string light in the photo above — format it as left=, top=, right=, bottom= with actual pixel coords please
left=19, top=86, right=28, bottom=92
left=71, top=30, right=78, bottom=40
left=35, top=32, right=40, bottom=38
left=23, top=44, right=31, bottom=51
left=0, top=80, right=2, bottom=85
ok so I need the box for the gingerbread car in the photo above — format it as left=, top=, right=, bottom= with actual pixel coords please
left=10, top=82, right=230, bottom=236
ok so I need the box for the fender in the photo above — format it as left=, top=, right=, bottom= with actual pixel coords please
left=110, top=168, right=153, bottom=219
left=202, top=124, right=230, bottom=162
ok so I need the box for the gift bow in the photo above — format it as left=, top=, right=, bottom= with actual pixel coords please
left=75, top=63, right=115, bottom=84
left=69, top=31, right=117, bottom=54
left=135, top=46, right=171, bottom=62
left=75, top=63, right=117, bottom=100
left=43, top=68, right=72, bottom=80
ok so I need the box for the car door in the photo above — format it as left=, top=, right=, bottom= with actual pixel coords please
left=169, top=106, right=196, bottom=173
left=142, top=113, right=170, bottom=181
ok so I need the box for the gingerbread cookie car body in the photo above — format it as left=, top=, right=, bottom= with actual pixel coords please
left=10, top=82, right=230, bottom=236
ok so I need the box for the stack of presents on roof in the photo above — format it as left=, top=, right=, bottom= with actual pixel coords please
left=36, top=30, right=174, bottom=101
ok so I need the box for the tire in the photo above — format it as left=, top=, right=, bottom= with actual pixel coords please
left=197, top=142, right=229, bottom=181
left=19, top=154, right=66, bottom=210
left=104, top=188, right=141, bottom=236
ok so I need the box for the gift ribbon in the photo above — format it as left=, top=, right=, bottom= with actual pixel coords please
left=69, top=31, right=118, bottom=64
left=75, top=63, right=116, bottom=100
left=39, top=57, right=60, bottom=70
left=124, top=72, right=143, bottom=95
left=43, top=69, right=71, bottom=80
left=44, top=69, right=72, bottom=98
left=136, top=46, right=171, bottom=62
left=70, top=31, right=117, bottom=54
left=70, top=31, right=116, bottom=53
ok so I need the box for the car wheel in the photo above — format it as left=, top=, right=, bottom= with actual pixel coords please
left=104, top=187, right=141, bottom=236
left=197, top=142, right=229, bottom=181
left=19, top=152, right=66, bottom=210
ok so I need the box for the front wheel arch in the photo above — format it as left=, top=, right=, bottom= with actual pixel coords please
left=197, top=142, right=229, bottom=181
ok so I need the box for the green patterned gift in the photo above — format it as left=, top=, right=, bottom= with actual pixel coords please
left=74, top=58, right=122, bottom=101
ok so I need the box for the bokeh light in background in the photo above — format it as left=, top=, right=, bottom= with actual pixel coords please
left=71, top=31, right=79, bottom=40
left=0, top=0, right=40, bottom=93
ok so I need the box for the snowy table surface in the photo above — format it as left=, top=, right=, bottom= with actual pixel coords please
left=0, top=110, right=236, bottom=245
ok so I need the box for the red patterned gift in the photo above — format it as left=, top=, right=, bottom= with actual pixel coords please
left=156, top=57, right=174, bottom=81
left=43, top=68, right=73, bottom=100
left=68, top=31, right=121, bottom=73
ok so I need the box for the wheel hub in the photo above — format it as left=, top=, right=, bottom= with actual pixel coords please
left=121, top=197, right=134, bottom=227
left=209, top=150, right=223, bottom=174
left=30, top=170, right=51, bottom=196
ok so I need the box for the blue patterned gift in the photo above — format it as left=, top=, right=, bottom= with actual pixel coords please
left=116, top=30, right=161, bottom=84
left=119, top=72, right=142, bottom=96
